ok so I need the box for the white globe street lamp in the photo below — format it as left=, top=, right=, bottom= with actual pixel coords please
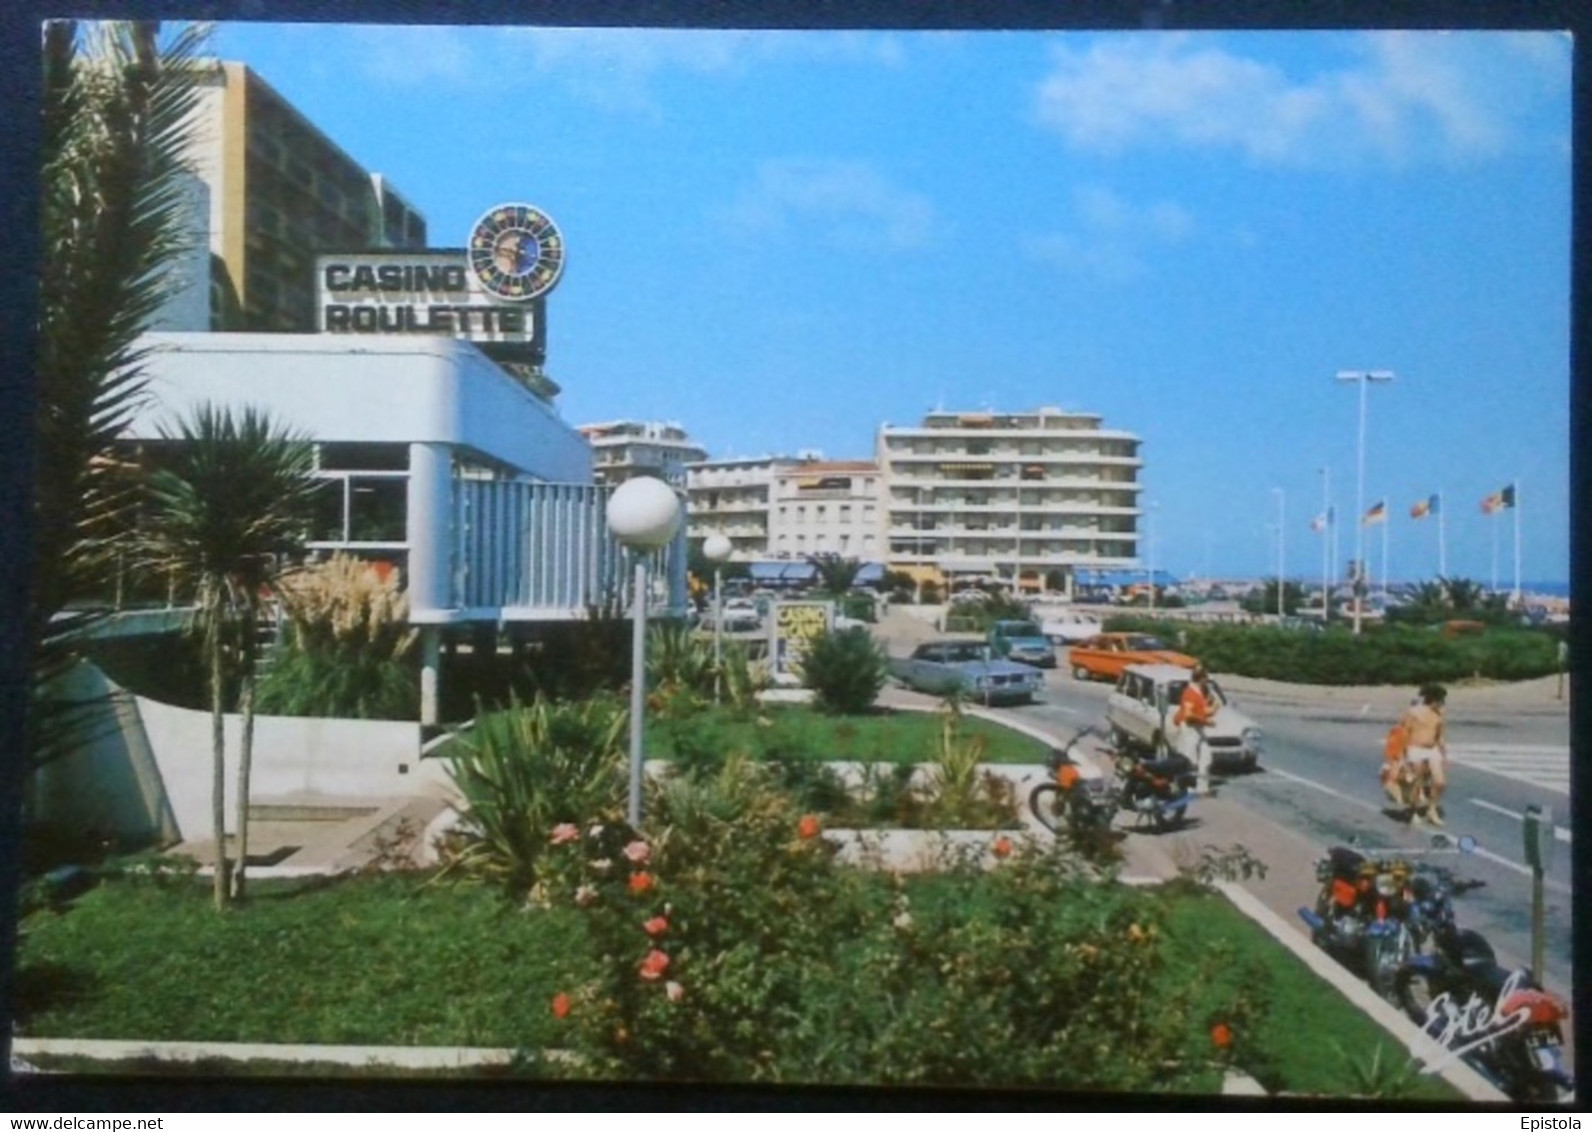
left=606, top=476, right=683, bottom=828
left=703, top=533, right=733, bottom=702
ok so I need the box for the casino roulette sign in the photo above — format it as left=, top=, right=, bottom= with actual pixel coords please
left=468, top=203, right=565, bottom=301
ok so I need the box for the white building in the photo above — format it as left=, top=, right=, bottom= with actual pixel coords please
left=767, top=460, right=884, bottom=561
left=876, top=407, right=1143, bottom=595
left=125, top=332, right=687, bottom=722
left=580, top=420, right=707, bottom=487
left=685, top=455, right=796, bottom=559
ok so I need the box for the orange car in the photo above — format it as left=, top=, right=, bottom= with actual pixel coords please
left=1066, top=632, right=1198, bottom=682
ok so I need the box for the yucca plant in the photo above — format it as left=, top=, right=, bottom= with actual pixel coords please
left=257, top=554, right=417, bottom=719
left=440, top=695, right=629, bottom=893
left=646, top=622, right=715, bottom=699
left=717, top=640, right=773, bottom=712
left=137, top=403, right=318, bottom=907
left=925, top=695, right=993, bottom=826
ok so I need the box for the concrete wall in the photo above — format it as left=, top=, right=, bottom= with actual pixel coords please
left=34, top=664, right=452, bottom=846
left=136, top=695, right=447, bottom=840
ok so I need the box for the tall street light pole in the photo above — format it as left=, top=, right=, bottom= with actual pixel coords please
left=1272, top=487, right=1285, bottom=618
left=703, top=533, right=732, bottom=702
left=1146, top=500, right=1158, bottom=613
left=1335, top=370, right=1394, bottom=635
left=607, top=476, right=684, bottom=829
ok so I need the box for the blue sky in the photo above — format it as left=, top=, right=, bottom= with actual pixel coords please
left=209, top=23, right=1571, bottom=584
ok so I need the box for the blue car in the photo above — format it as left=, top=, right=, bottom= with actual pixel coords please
left=890, top=639, right=1044, bottom=705
left=987, top=619, right=1058, bottom=668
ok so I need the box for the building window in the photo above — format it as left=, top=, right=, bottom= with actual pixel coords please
left=348, top=477, right=407, bottom=542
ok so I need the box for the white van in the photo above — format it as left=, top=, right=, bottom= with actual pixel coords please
left=1105, top=663, right=1263, bottom=772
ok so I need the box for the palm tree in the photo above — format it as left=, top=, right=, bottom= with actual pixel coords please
left=32, top=20, right=209, bottom=776
left=807, top=553, right=863, bottom=597
left=137, top=404, right=317, bottom=908
left=1440, top=577, right=1487, bottom=614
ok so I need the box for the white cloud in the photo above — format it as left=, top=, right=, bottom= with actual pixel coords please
left=721, top=159, right=934, bottom=252
left=1022, top=184, right=1193, bottom=283
left=345, top=26, right=908, bottom=115
left=1033, top=31, right=1568, bottom=166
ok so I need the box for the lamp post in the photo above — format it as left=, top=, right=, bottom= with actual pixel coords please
left=606, top=476, right=684, bottom=829
left=1272, top=488, right=1285, bottom=619
left=1335, top=370, right=1394, bottom=634
left=1146, top=500, right=1158, bottom=612
left=703, top=533, right=733, bottom=702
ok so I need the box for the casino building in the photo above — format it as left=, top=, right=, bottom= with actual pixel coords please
left=128, top=62, right=688, bottom=725
left=127, top=207, right=687, bottom=725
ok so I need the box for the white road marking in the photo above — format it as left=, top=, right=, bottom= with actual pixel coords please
left=1469, top=798, right=1573, bottom=844
left=1260, top=766, right=1572, bottom=894
left=1443, top=744, right=1570, bottom=795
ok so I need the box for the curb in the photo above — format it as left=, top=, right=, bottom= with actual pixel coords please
left=11, top=1037, right=517, bottom=1072
left=1212, top=881, right=1510, bottom=1103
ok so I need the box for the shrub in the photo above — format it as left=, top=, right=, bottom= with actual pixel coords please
left=255, top=555, right=416, bottom=719
left=530, top=803, right=1261, bottom=1089
left=439, top=695, right=628, bottom=893
left=800, top=626, right=888, bottom=714
left=1102, top=615, right=1559, bottom=686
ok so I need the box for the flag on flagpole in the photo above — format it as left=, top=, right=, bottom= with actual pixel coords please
left=1362, top=500, right=1387, bottom=526
left=1310, top=512, right=1326, bottom=533
left=1481, top=483, right=1516, bottom=514
left=1410, top=493, right=1438, bottom=520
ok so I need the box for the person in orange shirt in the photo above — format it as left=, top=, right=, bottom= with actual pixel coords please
left=1174, top=663, right=1218, bottom=793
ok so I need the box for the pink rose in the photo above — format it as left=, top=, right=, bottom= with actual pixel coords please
left=550, top=823, right=580, bottom=845
left=623, top=840, right=651, bottom=865
left=665, top=981, right=685, bottom=1003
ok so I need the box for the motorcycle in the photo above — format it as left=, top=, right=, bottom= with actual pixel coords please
left=1029, top=726, right=1195, bottom=843
left=1298, top=843, right=1427, bottom=998
left=1393, top=879, right=1573, bottom=1103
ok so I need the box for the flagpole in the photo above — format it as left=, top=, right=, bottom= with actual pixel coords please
left=1513, top=479, right=1522, bottom=608
left=1490, top=515, right=1499, bottom=593
left=1320, top=467, right=1330, bottom=621
left=1437, top=491, right=1446, bottom=579
left=1381, top=509, right=1389, bottom=606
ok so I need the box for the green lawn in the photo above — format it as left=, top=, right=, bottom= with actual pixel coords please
left=15, top=870, right=1459, bottom=1100
left=646, top=703, right=1053, bottom=766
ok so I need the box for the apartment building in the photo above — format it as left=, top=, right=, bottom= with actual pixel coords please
left=580, top=420, right=707, bottom=487
left=685, top=455, right=794, bottom=559
left=183, top=60, right=427, bottom=332
left=877, top=407, right=1143, bottom=595
left=767, top=461, right=884, bottom=561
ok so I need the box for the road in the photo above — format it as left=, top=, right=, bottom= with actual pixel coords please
left=1001, top=668, right=1575, bottom=1000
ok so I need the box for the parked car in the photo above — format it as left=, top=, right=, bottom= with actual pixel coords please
left=890, top=638, right=1043, bottom=705
left=986, top=619, right=1057, bottom=668
left=705, top=598, right=763, bottom=633
left=1066, top=632, right=1198, bottom=682
left=1106, top=663, right=1263, bottom=772
left=1037, top=608, right=1104, bottom=645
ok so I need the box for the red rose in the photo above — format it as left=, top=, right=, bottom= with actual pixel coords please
left=643, top=916, right=669, bottom=937
left=798, top=814, right=820, bottom=840
left=992, top=836, right=1013, bottom=859
left=551, top=992, right=571, bottom=1019
left=1211, top=1022, right=1233, bottom=1050
left=628, top=871, right=655, bottom=894
left=639, top=949, right=671, bottom=981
